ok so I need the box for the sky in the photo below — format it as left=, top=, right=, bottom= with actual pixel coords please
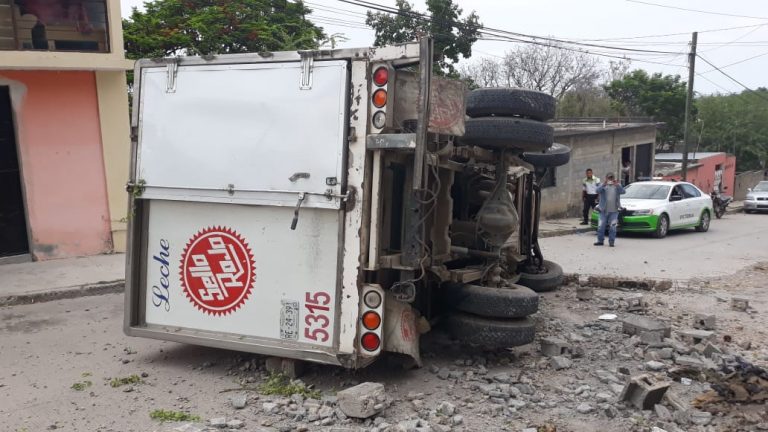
left=119, top=0, right=768, bottom=96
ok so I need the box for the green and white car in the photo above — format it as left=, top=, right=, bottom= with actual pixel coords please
left=591, top=181, right=713, bottom=238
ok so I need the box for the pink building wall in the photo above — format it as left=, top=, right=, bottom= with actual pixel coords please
left=0, top=70, right=112, bottom=260
left=661, top=153, right=736, bottom=196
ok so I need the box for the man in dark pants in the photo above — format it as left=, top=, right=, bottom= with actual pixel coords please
left=581, top=168, right=600, bottom=225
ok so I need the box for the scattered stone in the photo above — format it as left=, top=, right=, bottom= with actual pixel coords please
left=626, top=294, right=648, bottom=312
left=576, top=403, right=593, bottom=414
left=620, top=374, right=671, bottom=410
left=576, top=286, right=593, bottom=300
left=738, top=340, right=752, bottom=351
left=645, top=361, right=666, bottom=371
left=677, top=329, right=715, bottom=345
left=515, top=383, right=535, bottom=395
left=703, top=343, right=722, bottom=359
left=437, top=368, right=450, bottom=380
left=654, top=404, right=672, bottom=421
left=337, top=382, right=386, bottom=419
left=731, top=297, right=749, bottom=312
left=690, top=410, right=713, bottom=426
left=675, top=355, right=708, bottom=369
left=437, top=401, right=456, bottom=416
left=262, top=402, right=279, bottom=414
left=640, top=331, right=664, bottom=344
left=229, top=393, right=247, bottom=410
left=622, top=314, right=671, bottom=340
left=595, top=392, right=613, bottom=402
left=693, top=314, right=716, bottom=330
left=550, top=356, right=572, bottom=370
left=659, top=348, right=674, bottom=359
left=540, top=337, right=572, bottom=357
left=492, top=372, right=512, bottom=383
left=226, top=419, right=245, bottom=429
left=209, top=418, right=227, bottom=428
left=451, top=415, right=464, bottom=426
left=429, top=365, right=440, bottom=374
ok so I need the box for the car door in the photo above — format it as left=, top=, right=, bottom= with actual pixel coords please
left=667, top=185, right=686, bottom=228
left=681, top=184, right=705, bottom=225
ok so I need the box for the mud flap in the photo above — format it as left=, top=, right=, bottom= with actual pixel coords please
left=382, top=294, right=422, bottom=367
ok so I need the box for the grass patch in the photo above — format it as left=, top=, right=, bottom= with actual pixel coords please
left=71, top=380, right=92, bottom=391
left=149, top=409, right=201, bottom=422
left=259, top=373, right=320, bottom=399
left=109, top=374, right=143, bottom=388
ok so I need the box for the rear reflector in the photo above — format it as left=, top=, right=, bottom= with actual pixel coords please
left=363, top=290, right=382, bottom=308
left=361, top=332, right=381, bottom=351
left=372, top=89, right=387, bottom=108
left=372, top=111, right=386, bottom=129
left=373, top=67, right=388, bottom=86
left=362, top=311, right=381, bottom=330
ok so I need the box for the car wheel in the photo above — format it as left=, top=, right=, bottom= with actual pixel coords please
left=445, top=313, right=535, bottom=348
left=465, top=88, right=556, bottom=121
left=745, top=209, right=753, bottom=214
left=520, top=143, right=571, bottom=168
left=460, top=117, right=554, bottom=152
left=695, top=210, right=710, bottom=232
left=446, top=283, right=539, bottom=319
left=518, top=260, right=564, bottom=292
left=654, top=214, right=669, bottom=238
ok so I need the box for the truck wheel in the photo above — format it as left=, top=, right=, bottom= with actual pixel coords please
left=460, top=117, right=553, bottom=152
left=520, top=143, right=571, bottom=168
left=446, top=313, right=535, bottom=348
left=518, top=260, right=564, bottom=292
left=447, top=283, right=539, bottom=318
left=466, top=88, right=556, bottom=121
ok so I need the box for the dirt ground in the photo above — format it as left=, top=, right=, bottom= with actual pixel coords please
left=1, top=264, right=766, bottom=432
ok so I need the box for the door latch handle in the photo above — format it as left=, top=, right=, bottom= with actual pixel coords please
left=291, top=192, right=306, bottom=230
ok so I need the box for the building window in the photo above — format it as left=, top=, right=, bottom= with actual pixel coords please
left=536, top=167, right=556, bottom=189
left=0, top=0, right=109, bottom=52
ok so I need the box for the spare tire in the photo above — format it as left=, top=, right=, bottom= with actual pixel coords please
left=446, top=283, right=538, bottom=318
left=466, top=88, right=556, bottom=121
left=521, top=143, right=571, bottom=168
left=460, top=117, right=553, bottom=151
left=518, top=260, right=564, bottom=292
left=446, top=313, right=535, bottom=348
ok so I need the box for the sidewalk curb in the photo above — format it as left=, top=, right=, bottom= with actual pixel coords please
left=540, top=226, right=593, bottom=238
left=0, top=280, right=124, bottom=308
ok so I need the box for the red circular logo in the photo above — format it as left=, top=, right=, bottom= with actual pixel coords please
left=179, top=227, right=255, bottom=316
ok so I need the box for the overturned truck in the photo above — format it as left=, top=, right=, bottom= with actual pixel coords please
left=124, top=39, right=569, bottom=369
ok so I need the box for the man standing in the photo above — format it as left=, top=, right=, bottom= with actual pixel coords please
left=581, top=169, right=600, bottom=225
left=594, top=173, right=625, bottom=247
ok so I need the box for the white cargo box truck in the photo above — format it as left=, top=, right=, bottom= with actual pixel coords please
left=125, top=39, right=564, bottom=368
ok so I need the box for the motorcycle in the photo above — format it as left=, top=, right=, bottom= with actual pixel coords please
left=711, top=191, right=733, bottom=219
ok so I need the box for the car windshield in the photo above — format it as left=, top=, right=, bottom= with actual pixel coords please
left=754, top=182, right=768, bottom=192
left=623, top=184, right=671, bottom=199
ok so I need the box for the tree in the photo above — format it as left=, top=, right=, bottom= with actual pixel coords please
left=604, top=70, right=687, bottom=150
left=122, top=0, right=325, bottom=59
left=365, top=0, right=481, bottom=75
left=696, top=90, right=768, bottom=171
left=556, top=85, right=615, bottom=118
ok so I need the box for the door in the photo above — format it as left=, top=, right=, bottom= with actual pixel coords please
left=667, top=185, right=686, bottom=227
left=635, top=143, right=653, bottom=181
left=680, top=183, right=704, bottom=225
left=0, top=86, right=29, bottom=257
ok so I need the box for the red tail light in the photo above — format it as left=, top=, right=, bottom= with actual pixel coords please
left=362, top=311, right=381, bottom=330
left=372, top=89, right=387, bottom=108
left=373, top=67, right=389, bottom=86
left=361, top=332, right=381, bottom=351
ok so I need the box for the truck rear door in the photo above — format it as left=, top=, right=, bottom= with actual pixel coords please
left=126, top=58, right=349, bottom=364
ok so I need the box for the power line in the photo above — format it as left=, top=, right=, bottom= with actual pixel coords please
left=699, top=50, right=768, bottom=74
left=697, top=54, right=768, bottom=102
left=700, top=25, right=765, bottom=53
left=574, top=23, right=768, bottom=42
left=626, top=0, right=768, bottom=20
left=696, top=72, right=734, bottom=94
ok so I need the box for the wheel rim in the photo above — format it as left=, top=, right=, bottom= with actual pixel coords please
left=702, top=213, right=710, bottom=230
left=660, top=217, right=668, bottom=236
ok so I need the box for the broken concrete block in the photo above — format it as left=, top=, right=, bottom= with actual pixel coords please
left=626, top=294, right=648, bottom=312
left=550, top=356, right=572, bottom=370
left=337, top=382, right=387, bottom=419
left=645, top=360, right=666, bottom=371
left=654, top=404, right=672, bottom=421
left=731, top=297, right=749, bottom=312
left=639, top=330, right=664, bottom=344
left=576, top=286, right=593, bottom=300
left=540, top=337, right=572, bottom=357
left=690, top=410, right=713, bottom=426
left=693, top=314, right=716, bottom=330
left=675, top=355, right=709, bottom=369
left=703, top=343, right=722, bottom=359
left=619, top=374, right=671, bottom=410
left=654, top=280, right=673, bottom=291
left=677, top=329, right=715, bottom=345
left=622, top=314, right=671, bottom=339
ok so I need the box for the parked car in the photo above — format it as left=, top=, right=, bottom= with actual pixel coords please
left=590, top=181, right=713, bottom=238
left=744, top=181, right=768, bottom=213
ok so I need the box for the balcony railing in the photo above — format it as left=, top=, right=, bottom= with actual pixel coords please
left=0, top=0, right=109, bottom=52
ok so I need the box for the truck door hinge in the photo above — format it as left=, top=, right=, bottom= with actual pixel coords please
left=299, top=51, right=315, bottom=90
left=166, top=61, right=179, bottom=93
left=291, top=192, right=306, bottom=230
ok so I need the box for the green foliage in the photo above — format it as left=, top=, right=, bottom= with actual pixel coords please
left=149, top=409, right=201, bottom=422
left=70, top=380, right=93, bottom=391
left=557, top=86, right=616, bottom=118
left=259, top=373, right=320, bottom=399
left=696, top=90, right=768, bottom=171
left=122, top=0, right=326, bottom=60
left=604, top=70, right=688, bottom=148
left=110, top=374, right=143, bottom=388
left=365, top=0, right=481, bottom=75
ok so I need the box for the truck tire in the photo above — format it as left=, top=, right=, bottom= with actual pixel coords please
left=521, top=143, right=571, bottom=168
left=518, top=260, right=564, bottom=292
left=447, top=283, right=539, bottom=318
left=460, top=117, right=553, bottom=152
left=466, top=88, right=556, bottom=121
left=446, top=313, right=535, bottom=348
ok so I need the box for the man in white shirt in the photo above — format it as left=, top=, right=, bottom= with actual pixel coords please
left=581, top=168, right=600, bottom=225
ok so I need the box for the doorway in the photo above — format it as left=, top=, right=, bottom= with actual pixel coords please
left=0, top=86, right=29, bottom=257
left=634, top=143, right=653, bottom=182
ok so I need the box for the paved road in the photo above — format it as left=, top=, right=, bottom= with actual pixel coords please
left=540, top=212, right=768, bottom=281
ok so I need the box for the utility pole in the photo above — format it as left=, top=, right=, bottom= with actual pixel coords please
left=681, top=31, right=697, bottom=181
